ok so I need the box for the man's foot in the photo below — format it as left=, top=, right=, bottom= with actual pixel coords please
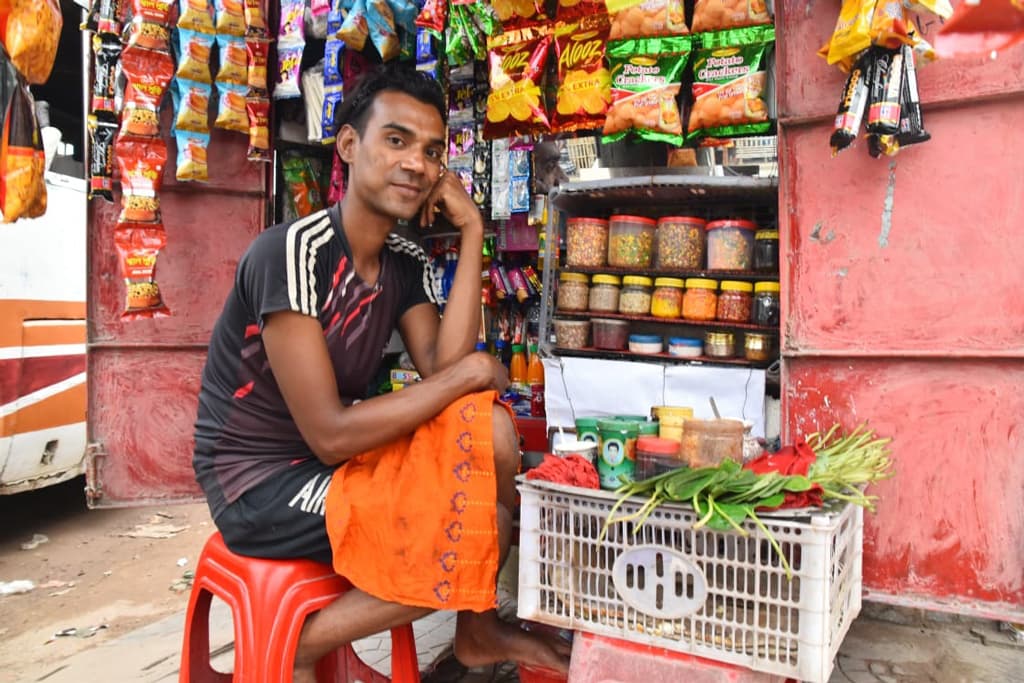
left=453, top=610, right=571, bottom=675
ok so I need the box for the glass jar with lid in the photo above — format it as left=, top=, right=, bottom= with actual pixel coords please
left=655, top=216, right=706, bottom=269
left=753, top=281, right=780, bottom=327
left=716, top=280, right=754, bottom=322
left=556, top=272, right=590, bottom=312
left=682, top=278, right=718, bottom=321
left=753, top=229, right=779, bottom=273
left=566, top=217, right=609, bottom=267
left=588, top=274, right=621, bottom=313
left=619, top=275, right=653, bottom=315
left=706, top=219, right=757, bottom=270
left=651, top=277, right=684, bottom=318
left=608, top=215, right=657, bottom=268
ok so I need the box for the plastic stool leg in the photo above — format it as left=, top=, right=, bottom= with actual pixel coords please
left=388, top=624, right=421, bottom=683
left=179, top=587, right=232, bottom=683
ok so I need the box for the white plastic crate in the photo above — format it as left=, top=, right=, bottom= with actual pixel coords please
left=516, top=479, right=862, bottom=683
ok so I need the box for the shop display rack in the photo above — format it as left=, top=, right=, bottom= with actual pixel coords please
left=553, top=347, right=774, bottom=369
left=553, top=309, right=776, bottom=333
left=563, top=265, right=779, bottom=282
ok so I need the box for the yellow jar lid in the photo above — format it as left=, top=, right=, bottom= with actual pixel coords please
left=560, top=272, right=590, bottom=283
left=623, top=275, right=653, bottom=287
left=720, top=280, right=754, bottom=293
left=754, top=281, right=781, bottom=293
left=592, top=274, right=622, bottom=286
left=755, top=230, right=779, bottom=239
left=654, top=277, right=685, bottom=288
left=685, top=278, right=718, bottom=290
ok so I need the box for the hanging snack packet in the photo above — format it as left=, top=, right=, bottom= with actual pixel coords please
left=0, top=81, right=46, bottom=223
left=557, top=0, right=606, bottom=20
left=415, top=0, right=447, bottom=36
left=274, top=43, right=304, bottom=99
left=214, top=0, right=247, bottom=36
left=174, top=128, right=210, bottom=181
left=483, top=26, right=553, bottom=140
left=552, top=15, right=611, bottom=133
left=176, top=30, right=215, bottom=84
left=83, top=0, right=122, bottom=36
left=829, top=51, right=870, bottom=156
left=246, top=96, right=271, bottom=161
left=114, top=227, right=171, bottom=320
left=603, top=35, right=691, bottom=144
left=896, top=44, right=929, bottom=148
left=490, top=0, right=546, bottom=28
left=243, top=0, right=270, bottom=36
left=125, top=0, right=174, bottom=52
left=367, top=0, right=400, bottom=61
left=820, top=0, right=873, bottom=69
left=215, top=35, right=248, bottom=85
left=116, top=137, right=168, bottom=224
left=4, top=0, right=63, bottom=85
left=282, top=153, right=325, bottom=217
left=607, top=0, right=688, bottom=41
left=88, top=115, right=117, bottom=201
left=172, top=79, right=212, bottom=132
left=120, top=47, right=175, bottom=138
left=865, top=46, right=903, bottom=136
left=215, top=82, right=249, bottom=132
left=279, top=0, right=306, bottom=42
left=91, top=35, right=121, bottom=117
left=415, top=27, right=440, bottom=79
left=691, top=0, right=772, bottom=33
left=246, top=37, right=271, bottom=92
left=687, top=25, right=773, bottom=140
left=339, top=0, right=370, bottom=50
left=178, top=0, right=215, bottom=33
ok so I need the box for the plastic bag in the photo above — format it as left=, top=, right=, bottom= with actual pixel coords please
left=4, top=0, right=63, bottom=84
left=114, top=227, right=171, bottom=320
left=0, top=79, right=46, bottom=222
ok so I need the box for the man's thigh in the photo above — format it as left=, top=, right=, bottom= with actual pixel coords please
left=216, top=458, right=336, bottom=565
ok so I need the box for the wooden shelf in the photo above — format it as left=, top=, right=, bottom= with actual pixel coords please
left=553, top=310, right=778, bottom=332
left=563, top=265, right=779, bottom=282
left=554, top=346, right=775, bottom=369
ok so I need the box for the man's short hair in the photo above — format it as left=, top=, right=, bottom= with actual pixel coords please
left=333, top=62, right=447, bottom=137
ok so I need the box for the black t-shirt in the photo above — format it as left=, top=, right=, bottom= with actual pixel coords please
left=193, top=206, right=439, bottom=519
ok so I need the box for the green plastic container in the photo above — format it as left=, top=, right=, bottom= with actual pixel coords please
left=575, top=417, right=600, bottom=444
left=596, top=418, right=640, bottom=489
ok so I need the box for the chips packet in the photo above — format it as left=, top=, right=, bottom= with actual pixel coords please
left=82, top=0, right=122, bottom=36
left=215, top=35, right=248, bottom=85
left=246, top=96, right=270, bottom=161
left=4, top=0, right=63, bottom=85
left=88, top=115, right=118, bottom=201
left=603, top=35, right=690, bottom=144
left=367, top=0, right=400, bottom=61
left=552, top=15, right=612, bottom=133
left=178, top=0, right=216, bottom=33
left=686, top=24, right=774, bottom=140
left=215, top=82, right=249, bottom=132
left=214, top=0, right=247, bottom=36
left=282, top=153, right=324, bottom=217
left=557, top=0, right=606, bottom=20
left=490, top=0, right=546, bottom=28
left=483, top=26, right=553, bottom=139
left=607, top=0, right=688, bottom=41
left=691, top=0, right=772, bottom=33
left=120, top=47, right=175, bottom=138
left=176, top=29, right=215, bottom=84
left=0, top=79, right=46, bottom=222
left=243, top=0, right=270, bottom=36
left=339, top=0, right=370, bottom=50
left=415, top=0, right=447, bottom=36
left=174, top=128, right=210, bottom=181
left=936, top=0, right=1024, bottom=56
left=246, top=37, right=271, bottom=92
left=125, top=0, right=174, bottom=52
left=172, top=78, right=212, bottom=132
left=116, top=136, right=168, bottom=224
left=114, top=226, right=171, bottom=320
left=279, top=0, right=306, bottom=42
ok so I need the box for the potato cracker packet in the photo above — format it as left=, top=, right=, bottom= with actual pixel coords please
left=607, top=0, right=688, bottom=41
left=691, top=0, right=772, bottom=33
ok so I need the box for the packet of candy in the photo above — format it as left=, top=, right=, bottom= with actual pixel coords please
left=82, top=0, right=122, bottom=36
left=829, top=51, right=870, bottom=156
left=88, top=114, right=117, bottom=202
left=114, top=226, right=171, bottom=320
left=91, top=35, right=121, bottom=117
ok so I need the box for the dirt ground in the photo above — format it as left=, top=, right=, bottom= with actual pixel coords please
left=0, top=477, right=214, bottom=681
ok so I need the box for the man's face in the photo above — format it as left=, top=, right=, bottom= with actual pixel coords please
left=336, top=90, right=446, bottom=221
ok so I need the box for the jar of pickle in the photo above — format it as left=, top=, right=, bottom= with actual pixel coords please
left=619, top=276, right=653, bottom=315
left=682, top=278, right=718, bottom=321
left=753, top=281, right=780, bottom=327
left=706, top=219, right=757, bottom=271
left=589, top=274, right=621, bottom=313
left=651, top=277, right=684, bottom=318
left=655, top=216, right=706, bottom=269
left=753, top=229, right=779, bottom=273
left=608, top=215, right=656, bottom=268
left=557, top=272, right=590, bottom=312
left=566, top=217, right=609, bottom=267
left=704, top=331, right=736, bottom=358
left=716, top=280, right=753, bottom=322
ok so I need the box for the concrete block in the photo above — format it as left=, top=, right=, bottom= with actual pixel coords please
left=568, top=633, right=786, bottom=683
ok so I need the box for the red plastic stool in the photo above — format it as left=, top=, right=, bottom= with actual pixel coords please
left=180, top=532, right=421, bottom=683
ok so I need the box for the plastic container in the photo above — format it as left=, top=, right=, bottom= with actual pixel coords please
left=716, top=280, right=754, bottom=323
left=706, top=219, right=757, bottom=271
left=682, top=278, right=718, bottom=321
left=553, top=319, right=589, bottom=349
left=596, top=418, right=640, bottom=489
left=566, top=217, right=609, bottom=267
left=635, top=436, right=684, bottom=480
left=552, top=439, right=598, bottom=465
left=667, top=337, right=703, bottom=358
left=592, top=318, right=630, bottom=350
left=679, top=418, right=744, bottom=468
left=753, top=281, right=780, bottom=327
left=618, top=276, right=653, bottom=315
left=651, top=277, right=684, bottom=318
left=655, top=216, right=706, bottom=270
left=637, top=420, right=660, bottom=437
left=628, top=334, right=662, bottom=354
left=704, top=331, right=736, bottom=358
left=753, top=229, right=779, bottom=273
left=575, top=416, right=600, bottom=443
left=556, top=272, right=589, bottom=312
left=588, top=274, right=621, bottom=313
left=608, top=215, right=656, bottom=268
left=744, top=332, right=775, bottom=362
left=516, top=479, right=863, bottom=683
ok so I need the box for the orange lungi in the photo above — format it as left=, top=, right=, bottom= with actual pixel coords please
left=324, top=391, right=514, bottom=613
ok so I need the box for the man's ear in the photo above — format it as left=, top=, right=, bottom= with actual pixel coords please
left=336, top=124, right=358, bottom=165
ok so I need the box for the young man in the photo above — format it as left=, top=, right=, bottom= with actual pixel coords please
left=193, top=65, right=568, bottom=682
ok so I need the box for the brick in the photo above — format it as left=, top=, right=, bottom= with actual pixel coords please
left=568, top=633, right=786, bottom=683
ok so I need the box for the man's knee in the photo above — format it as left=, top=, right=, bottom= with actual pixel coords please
left=491, top=406, right=519, bottom=475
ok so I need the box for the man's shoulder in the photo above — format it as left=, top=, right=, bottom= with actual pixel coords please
left=243, top=209, right=336, bottom=267
left=384, top=232, right=428, bottom=263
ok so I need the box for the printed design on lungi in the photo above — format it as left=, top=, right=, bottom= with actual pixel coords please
left=434, top=580, right=453, bottom=603
left=445, top=520, right=463, bottom=543
left=453, top=460, right=472, bottom=483
left=456, top=431, right=473, bottom=453
left=440, top=551, right=458, bottom=572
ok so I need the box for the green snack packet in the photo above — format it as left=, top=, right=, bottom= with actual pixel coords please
left=687, top=24, right=775, bottom=140
left=602, top=36, right=692, bottom=146
left=282, top=155, right=324, bottom=219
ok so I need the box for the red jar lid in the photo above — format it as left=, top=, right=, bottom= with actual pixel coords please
left=568, top=216, right=609, bottom=226
left=658, top=216, right=706, bottom=226
left=636, top=436, right=680, bottom=455
left=705, top=219, right=758, bottom=231
left=610, top=214, right=657, bottom=226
